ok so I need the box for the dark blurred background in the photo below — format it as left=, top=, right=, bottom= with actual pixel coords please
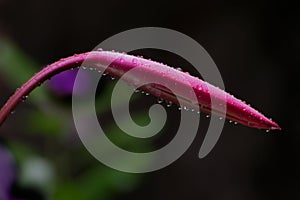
left=0, top=0, right=298, bottom=199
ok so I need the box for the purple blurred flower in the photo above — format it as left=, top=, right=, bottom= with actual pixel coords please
left=47, top=69, right=90, bottom=96
left=0, top=144, right=15, bottom=200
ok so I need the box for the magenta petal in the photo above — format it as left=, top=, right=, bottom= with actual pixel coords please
left=0, top=51, right=280, bottom=130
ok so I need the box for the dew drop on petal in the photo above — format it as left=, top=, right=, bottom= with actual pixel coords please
left=157, top=98, right=164, bottom=104
left=21, top=95, right=28, bottom=102
left=196, top=85, right=203, bottom=91
left=183, top=106, right=189, bottom=111
left=132, top=58, right=137, bottom=65
left=166, top=101, right=173, bottom=107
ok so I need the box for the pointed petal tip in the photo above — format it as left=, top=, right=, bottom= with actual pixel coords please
left=271, top=123, right=281, bottom=130
left=259, top=117, right=281, bottom=131
left=267, top=119, right=281, bottom=130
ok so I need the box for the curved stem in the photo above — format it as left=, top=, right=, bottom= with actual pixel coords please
left=0, top=51, right=280, bottom=130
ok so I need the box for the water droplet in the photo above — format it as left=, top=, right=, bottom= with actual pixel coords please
left=183, top=106, right=189, bottom=111
left=10, top=110, right=15, bottom=114
left=191, top=109, right=195, bottom=112
left=141, top=91, right=145, bottom=94
left=157, top=98, right=164, bottom=104
left=145, top=92, right=150, bottom=96
left=82, top=66, right=87, bottom=70
left=266, top=129, right=270, bottom=133
left=132, top=58, right=137, bottom=65
left=178, top=107, right=182, bottom=110
left=98, top=70, right=102, bottom=73
left=103, top=73, right=107, bottom=76
left=176, top=67, right=183, bottom=71
left=234, top=122, right=238, bottom=125
left=111, top=76, right=115, bottom=80
left=134, top=88, right=140, bottom=93
left=197, top=111, right=200, bottom=114
left=229, top=120, right=233, bottom=123
left=166, top=101, right=173, bottom=107
left=206, top=115, right=210, bottom=118
left=21, top=95, right=28, bottom=102
left=219, top=117, right=223, bottom=120
left=89, top=67, right=94, bottom=71
left=196, top=85, right=203, bottom=91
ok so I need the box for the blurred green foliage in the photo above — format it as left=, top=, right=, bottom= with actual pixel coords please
left=0, top=38, right=150, bottom=200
